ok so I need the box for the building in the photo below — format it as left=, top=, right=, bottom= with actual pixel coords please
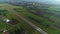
left=3, top=18, right=10, bottom=23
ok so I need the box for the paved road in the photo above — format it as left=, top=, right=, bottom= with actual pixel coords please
left=6, top=6, right=48, bottom=34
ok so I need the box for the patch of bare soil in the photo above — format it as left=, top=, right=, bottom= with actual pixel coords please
left=2, top=31, right=10, bottom=34
left=8, top=19, right=18, bottom=25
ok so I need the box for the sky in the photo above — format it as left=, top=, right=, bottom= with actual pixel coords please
left=25, top=0, right=60, bottom=4
left=38, top=0, right=60, bottom=4
left=0, top=0, right=60, bottom=5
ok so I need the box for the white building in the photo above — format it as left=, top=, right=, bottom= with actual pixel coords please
left=3, top=18, right=10, bottom=23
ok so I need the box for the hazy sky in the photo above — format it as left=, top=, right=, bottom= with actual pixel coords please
left=26, top=0, right=60, bottom=4
left=0, top=0, right=60, bottom=4
left=41, top=0, right=60, bottom=4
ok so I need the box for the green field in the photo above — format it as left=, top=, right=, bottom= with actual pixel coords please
left=0, top=4, right=60, bottom=34
left=12, top=5, right=60, bottom=34
left=0, top=4, right=40, bottom=34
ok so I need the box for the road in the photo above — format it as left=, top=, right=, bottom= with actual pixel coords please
left=5, top=6, right=48, bottom=34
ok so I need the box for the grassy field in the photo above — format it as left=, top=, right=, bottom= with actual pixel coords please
left=0, top=4, right=60, bottom=34
left=12, top=5, right=60, bottom=34
left=0, top=4, right=40, bottom=34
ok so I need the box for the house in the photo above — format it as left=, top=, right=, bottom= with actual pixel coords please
left=3, top=18, right=10, bottom=23
left=3, top=18, right=18, bottom=25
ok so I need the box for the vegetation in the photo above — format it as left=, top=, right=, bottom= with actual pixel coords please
left=0, top=2, right=60, bottom=34
left=0, top=4, right=40, bottom=34
left=13, top=5, right=60, bottom=34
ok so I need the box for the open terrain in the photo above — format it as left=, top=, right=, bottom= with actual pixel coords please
left=0, top=4, right=60, bottom=34
left=0, top=4, right=41, bottom=34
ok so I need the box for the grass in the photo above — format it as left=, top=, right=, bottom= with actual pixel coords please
left=13, top=5, right=60, bottom=34
left=0, top=4, right=40, bottom=34
left=0, top=4, right=60, bottom=34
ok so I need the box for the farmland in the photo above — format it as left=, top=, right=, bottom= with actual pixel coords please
left=0, top=3, right=60, bottom=34
left=0, top=4, right=40, bottom=34
left=13, top=4, right=60, bottom=34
